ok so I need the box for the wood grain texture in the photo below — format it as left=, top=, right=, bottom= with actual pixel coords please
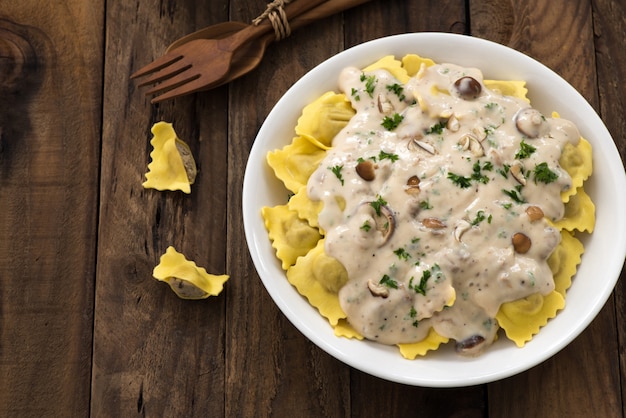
left=92, top=0, right=230, bottom=416
left=0, top=2, right=102, bottom=416
left=1, top=0, right=624, bottom=416
left=592, top=0, right=626, bottom=414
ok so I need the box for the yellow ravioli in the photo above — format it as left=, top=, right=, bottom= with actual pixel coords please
left=143, top=121, right=196, bottom=194
left=295, top=92, right=355, bottom=149
left=496, top=291, right=565, bottom=347
left=362, top=55, right=411, bottom=84
left=333, top=319, right=364, bottom=340
left=560, top=138, right=593, bottom=203
left=401, top=54, right=436, bottom=77
left=548, top=230, right=585, bottom=296
left=286, top=239, right=348, bottom=326
left=261, top=205, right=322, bottom=271
left=267, top=136, right=327, bottom=194
left=553, top=187, right=595, bottom=233
left=398, top=328, right=450, bottom=359
left=287, top=186, right=324, bottom=231
left=153, top=246, right=228, bottom=300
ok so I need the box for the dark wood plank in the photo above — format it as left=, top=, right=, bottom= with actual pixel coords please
left=225, top=1, right=352, bottom=417
left=471, top=1, right=623, bottom=417
left=0, top=2, right=103, bottom=416
left=592, top=0, right=626, bottom=415
left=91, top=0, right=230, bottom=415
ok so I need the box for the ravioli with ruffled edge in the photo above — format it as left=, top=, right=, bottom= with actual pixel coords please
left=261, top=54, right=594, bottom=358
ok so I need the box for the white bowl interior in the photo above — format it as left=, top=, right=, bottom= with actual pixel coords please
left=243, top=33, right=626, bottom=387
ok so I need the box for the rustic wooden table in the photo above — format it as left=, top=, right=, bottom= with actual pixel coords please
left=1, top=0, right=625, bottom=416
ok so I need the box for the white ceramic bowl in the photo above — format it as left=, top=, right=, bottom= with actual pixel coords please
left=243, top=33, right=626, bottom=387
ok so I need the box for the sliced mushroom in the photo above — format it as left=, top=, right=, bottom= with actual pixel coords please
left=454, top=220, right=471, bottom=242
left=408, top=137, right=436, bottom=155
left=359, top=201, right=395, bottom=245
left=405, top=175, right=421, bottom=195
left=377, top=93, right=394, bottom=114
left=356, top=160, right=376, bottom=181
left=512, top=232, right=531, bottom=254
left=525, top=205, right=544, bottom=221
left=455, top=335, right=486, bottom=356
left=367, top=279, right=389, bottom=298
left=510, top=162, right=526, bottom=185
left=422, top=217, right=446, bottom=230
left=458, top=134, right=484, bottom=157
left=515, top=108, right=549, bottom=138
left=453, top=76, right=482, bottom=100
left=446, top=114, right=460, bottom=132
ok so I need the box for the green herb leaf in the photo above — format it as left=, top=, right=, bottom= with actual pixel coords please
left=515, top=140, right=537, bottom=159
left=471, top=161, right=490, bottom=184
left=502, top=187, right=526, bottom=203
left=447, top=172, right=472, bottom=188
left=381, top=113, right=404, bottom=131
left=330, top=165, right=344, bottom=185
left=350, top=87, right=361, bottom=101
left=360, top=73, right=377, bottom=98
left=425, top=120, right=447, bottom=135
left=369, top=195, right=388, bottom=216
left=360, top=220, right=371, bottom=232
left=393, top=247, right=411, bottom=261
left=419, top=199, right=433, bottom=210
left=380, top=274, right=398, bottom=289
left=533, top=162, right=558, bottom=184
left=386, top=83, right=406, bottom=101
left=471, top=210, right=487, bottom=226
left=378, top=150, right=399, bottom=162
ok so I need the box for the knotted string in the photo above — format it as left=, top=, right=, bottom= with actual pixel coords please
left=252, top=0, right=293, bottom=41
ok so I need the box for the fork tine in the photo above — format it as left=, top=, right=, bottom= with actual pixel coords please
left=144, top=69, right=201, bottom=97
left=130, top=51, right=185, bottom=79
left=135, top=57, right=194, bottom=88
left=150, top=73, right=222, bottom=103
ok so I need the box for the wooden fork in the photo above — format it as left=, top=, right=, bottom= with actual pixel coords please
left=131, top=0, right=329, bottom=103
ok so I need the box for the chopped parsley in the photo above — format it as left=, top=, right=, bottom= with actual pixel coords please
left=515, top=140, right=537, bottom=159
left=381, top=113, right=404, bottom=130
left=471, top=210, right=487, bottom=226
left=360, top=73, right=377, bottom=98
left=378, top=150, right=399, bottom=162
left=360, top=220, right=371, bottom=232
left=497, top=164, right=511, bottom=179
left=379, top=274, right=398, bottom=289
left=393, top=247, right=411, bottom=261
left=533, top=162, right=559, bottom=184
left=350, top=87, right=360, bottom=101
left=410, top=270, right=431, bottom=296
left=425, top=120, right=447, bottom=135
left=419, top=199, right=433, bottom=210
left=447, top=172, right=472, bottom=188
left=369, top=195, right=387, bottom=216
left=330, top=165, right=344, bottom=185
left=502, top=185, right=526, bottom=203
left=386, top=83, right=406, bottom=101
left=471, top=161, right=491, bottom=184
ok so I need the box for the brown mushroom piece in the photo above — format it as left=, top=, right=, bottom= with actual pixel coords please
left=512, top=232, right=532, bottom=254
left=455, top=335, right=486, bottom=356
left=359, top=201, right=395, bottom=245
left=356, top=159, right=376, bottom=181
left=453, top=76, right=482, bottom=100
left=515, top=108, right=549, bottom=138
left=405, top=175, right=420, bottom=194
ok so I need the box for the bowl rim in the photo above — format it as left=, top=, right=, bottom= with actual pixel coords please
left=243, top=32, right=626, bottom=387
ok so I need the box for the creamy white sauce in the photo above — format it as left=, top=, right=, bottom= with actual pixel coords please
left=306, top=62, right=580, bottom=355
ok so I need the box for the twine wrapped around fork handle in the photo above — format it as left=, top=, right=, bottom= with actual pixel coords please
left=252, top=0, right=294, bottom=41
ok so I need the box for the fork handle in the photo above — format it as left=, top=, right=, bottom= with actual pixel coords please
left=220, top=0, right=329, bottom=50
left=289, top=0, right=374, bottom=32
